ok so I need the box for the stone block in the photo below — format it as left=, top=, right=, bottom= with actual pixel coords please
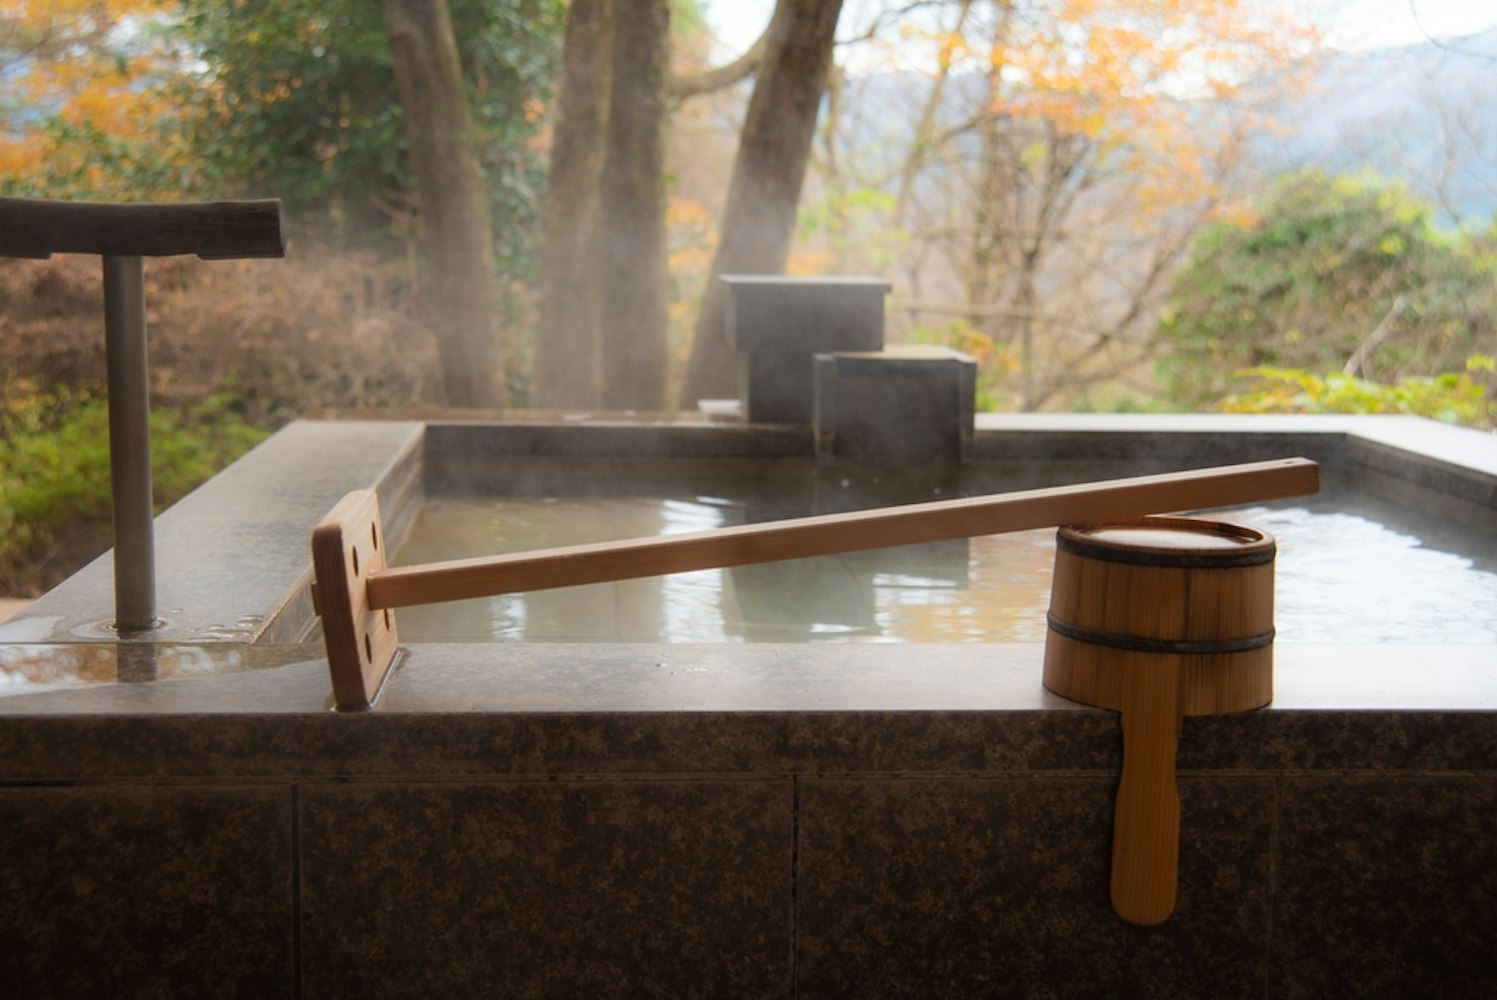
left=721, top=275, right=889, bottom=423
left=814, top=345, right=977, bottom=464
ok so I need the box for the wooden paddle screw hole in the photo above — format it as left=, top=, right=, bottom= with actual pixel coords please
left=311, top=490, right=400, bottom=711
left=310, top=459, right=1318, bottom=722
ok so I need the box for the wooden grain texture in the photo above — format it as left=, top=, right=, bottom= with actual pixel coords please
left=1111, top=652, right=1182, bottom=926
left=311, top=490, right=400, bottom=710
left=0, top=197, right=286, bottom=260
left=1041, top=515, right=1278, bottom=925
left=366, top=458, right=1317, bottom=610
left=1045, top=640, right=1274, bottom=717
left=1042, top=518, right=1277, bottom=716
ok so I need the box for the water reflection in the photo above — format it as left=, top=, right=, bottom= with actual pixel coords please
left=393, top=493, right=1497, bottom=645
left=0, top=643, right=316, bottom=697
left=1235, top=505, right=1497, bottom=643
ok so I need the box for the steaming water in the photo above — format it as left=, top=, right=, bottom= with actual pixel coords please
left=392, top=495, right=1497, bottom=645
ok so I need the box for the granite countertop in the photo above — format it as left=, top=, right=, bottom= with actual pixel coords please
left=1, top=642, right=1493, bottom=782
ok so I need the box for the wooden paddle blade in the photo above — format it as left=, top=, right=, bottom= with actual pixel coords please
left=312, top=489, right=399, bottom=710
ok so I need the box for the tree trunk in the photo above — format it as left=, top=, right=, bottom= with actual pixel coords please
left=383, top=0, right=502, bottom=408
left=680, top=0, right=845, bottom=407
left=600, top=0, right=671, bottom=410
left=532, top=0, right=613, bottom=409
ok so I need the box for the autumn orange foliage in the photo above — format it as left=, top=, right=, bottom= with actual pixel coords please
left=986, top=0, right=1318, bottom=215
left=0, top=0, right=189, bottom=197
left=870, top=0, right=1317, bottom=221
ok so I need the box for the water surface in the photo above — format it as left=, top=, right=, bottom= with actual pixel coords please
left=393, top=493, right=1497, bottom=644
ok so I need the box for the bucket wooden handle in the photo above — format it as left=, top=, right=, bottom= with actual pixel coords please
left=1110, top=657, right=1182, bottom=926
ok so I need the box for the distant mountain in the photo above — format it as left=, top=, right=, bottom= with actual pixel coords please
left=1248, top=28, right=1497, bottom=225
left=829, top=30, right=1497, bottom=229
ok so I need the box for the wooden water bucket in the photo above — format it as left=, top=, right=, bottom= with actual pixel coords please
left=1042, top=515, right=1276, bottom=926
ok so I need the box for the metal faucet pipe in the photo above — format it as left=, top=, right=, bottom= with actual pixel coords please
left=0, top=197, right=285, bottom=636
left=102, top=255, right=157, bottom=632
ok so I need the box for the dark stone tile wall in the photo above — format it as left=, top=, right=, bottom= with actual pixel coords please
left=0, top=785, right=294, bottom=999
left=298, top=778, right=793, bottom=999
left=796, top=775, right=1275, bottom=999
left=2, top=711, right=1494, bottom=997
left=1273, top=775, right=1497, bottom=998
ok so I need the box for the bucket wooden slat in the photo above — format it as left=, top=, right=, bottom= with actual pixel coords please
left=1043, top=516, right=1276, bottom=715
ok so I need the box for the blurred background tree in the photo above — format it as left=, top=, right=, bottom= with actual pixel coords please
left=175, top=0, right=560, bottom=273
left=0, top=0, right=561, bottom=586
left=3, top=0, right=563, bottom=403
left=0, top=0, right=191, bottom=197
left=1156, top=170, right=1496, bottom=410
left=805, top=0, right=1316, bottom=412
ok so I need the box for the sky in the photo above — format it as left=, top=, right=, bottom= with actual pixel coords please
left=1319, top=0, right=1497, bottom=50
left=703, top=0, right=1497, bottom=63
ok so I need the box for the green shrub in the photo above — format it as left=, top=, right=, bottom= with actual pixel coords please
left=0, top=388, right=268, bottom=595
left=1158, top=171, right=1496, bottom=411
left=1217, top=356, right=1494, bottom=427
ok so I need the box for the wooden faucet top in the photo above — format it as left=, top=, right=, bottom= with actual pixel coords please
left=0, top=196, right=286, bottom=260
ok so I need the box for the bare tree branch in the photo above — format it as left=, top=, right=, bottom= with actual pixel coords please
left=670, top=29, right=768, bottom=100
left=894, top=0, right=974, bottom=228
left=1343, top=293, right=1405, bottom=378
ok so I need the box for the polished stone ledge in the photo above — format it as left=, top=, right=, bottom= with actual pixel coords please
left=4, top=414, right=1490, bottom=653
left=0, top=642, right=1493, bottom=781
left=3, top=641, right=1493, bottom=713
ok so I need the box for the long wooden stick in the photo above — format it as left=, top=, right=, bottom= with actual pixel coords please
left=366, top=458, right=1318, bottom=610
